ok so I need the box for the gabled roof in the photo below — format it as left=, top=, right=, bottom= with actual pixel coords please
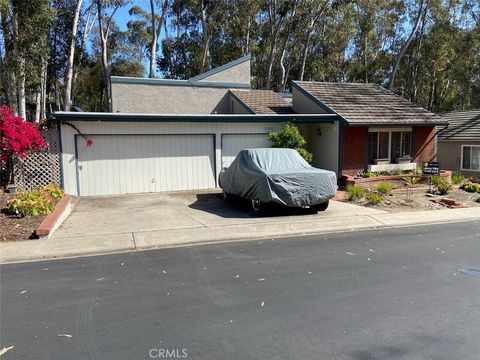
left=230, top=90, right=295, bottom=114
left=293, top=81, right=447, bottom=126
left=438, top=110, right=480, bottom=141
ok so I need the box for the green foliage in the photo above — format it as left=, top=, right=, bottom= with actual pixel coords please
left=461, top=181, right=480, bottom=193
left=41, top=183, right=65, bottom=200
left=451, top=172, right=464, bottom=185
left=403, top=176, right=420, bottom=187
left=4, top=184, right=64, bottom=217
left=296, top=148, right=313, bottom=164
left=367, top=192, right=383, bottom=205
left=435, top=178, right=452, bottom=195
left=376, top=181, right=394, bottom=195
left=268, top=123, right=313, bottom=163
left=345, top=184, right=365, bottom=201
left=430, top=175, right=442, bottom=186
left=362, top=170, right=378, bottom=178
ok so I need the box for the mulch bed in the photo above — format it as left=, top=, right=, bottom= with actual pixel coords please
left=0, top=191, right=45, bottom=242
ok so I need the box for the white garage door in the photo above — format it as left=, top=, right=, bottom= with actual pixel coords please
left=221, top=134, right=271, bottom=168
left=76, top=134, right=215, bottom=196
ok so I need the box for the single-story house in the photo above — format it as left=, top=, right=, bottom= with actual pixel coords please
left=438, top=110, right=480, bottom=176
left=53, top=56, right=447, bottom=197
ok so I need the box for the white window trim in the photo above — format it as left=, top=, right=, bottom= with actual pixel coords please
left=368, top=127, right=412, bottom=133
left=461, top=145, right=480, bottom=172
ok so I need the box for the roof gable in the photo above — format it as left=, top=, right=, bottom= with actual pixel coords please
left=230, top=90, right=295, bottom=114
left=438, top=110, right=480, bottom=141
left=293, top=81, right=446, bottom=126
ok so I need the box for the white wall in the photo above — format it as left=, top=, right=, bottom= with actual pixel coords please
left=60, top=121, right=282, bottom=196
left=298, top=123, right=339, bottom=175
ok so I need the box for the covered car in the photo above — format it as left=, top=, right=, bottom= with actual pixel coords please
left=219, top=148, right=337, bottom=212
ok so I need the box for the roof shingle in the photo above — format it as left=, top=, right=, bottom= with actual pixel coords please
left=294, top=81, right=446, bottom=125
left=230, top=90, right=294, bottom=114
left=438, top=110, right=480, bottom=141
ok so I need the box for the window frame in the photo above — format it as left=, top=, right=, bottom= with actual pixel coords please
left=461, top=145, right=480, bottom=172
left=367, top=128, right=412, bottom=163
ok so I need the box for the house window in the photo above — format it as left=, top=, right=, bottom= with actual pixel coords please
left=368, top=129, right=412, bottom=164
left=462, top=145, right=480, bottom=171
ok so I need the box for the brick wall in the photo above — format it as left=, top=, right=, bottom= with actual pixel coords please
left=413, top=126, right=436, bottom=166
left=342, top=126, right=367, bottom=175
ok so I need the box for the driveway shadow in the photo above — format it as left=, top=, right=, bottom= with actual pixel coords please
left=188, top=193, right=318, bottom=218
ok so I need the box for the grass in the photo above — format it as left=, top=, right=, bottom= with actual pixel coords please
left=451, top=172, right=464, bottom=185
left=376, top=181, right=394, bottom=195
left=367, top=192, right=383, bottom=205
left=345, top=184, right=365, bottom=201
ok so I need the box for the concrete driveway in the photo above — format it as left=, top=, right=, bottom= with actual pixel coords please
left=52, top=191, right=387, bottom=246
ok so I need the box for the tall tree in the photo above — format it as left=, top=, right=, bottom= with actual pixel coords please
left=64, top=0, right=83, bottom=111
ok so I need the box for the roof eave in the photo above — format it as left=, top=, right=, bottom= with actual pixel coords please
left=52, top=111, right=340, bottom=123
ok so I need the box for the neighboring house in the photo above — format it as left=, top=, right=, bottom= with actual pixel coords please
left=54, top=56, right=446, bottom=197
left=438, top=110, right=480, bottom=176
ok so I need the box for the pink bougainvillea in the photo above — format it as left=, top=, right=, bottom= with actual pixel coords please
left=0, top=105, right=45, bottom=161
left=86, top=138, right=93, bottom=147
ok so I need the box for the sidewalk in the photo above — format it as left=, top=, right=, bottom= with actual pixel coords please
left=1, top=198, right=479, bottom=263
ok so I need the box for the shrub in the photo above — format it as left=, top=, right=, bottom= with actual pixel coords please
left=476, top=197, right=480, bottom=203
left=376, top=181, right=394, bottom=195
left=367, top=192, right=383, bottom=205
left=41, top=183, right=64, bottom=200
left=389, top=168, right=402, bottom=176
left=461, top=181, right=480, bottom=193
left=346, top=184, right=365, bottom=201
left=269, top=122, right=313, bottom=163
left=451, top=172, right=464, bottom=185
left=435, top=177, right=452, bottom=195
left=296, top=148, right=313, bottom=164
left=430, top=175, right=442, bottom=186
left=0, top=105, right=45, bottom=186
left=363, top=170, right=377, bottom=178
left=5, top=189, right=54, bottom=217
left=403, top=176, right=420, bottom=187
left=3, top=184, right=64, bottom=217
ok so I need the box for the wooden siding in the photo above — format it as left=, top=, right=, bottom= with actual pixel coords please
left=60, top=121, right=283, bottom=196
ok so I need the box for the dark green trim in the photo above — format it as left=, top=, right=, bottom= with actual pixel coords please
left=188, top=55, right=251, bottom=83
left=110, top=76, right=250, bottom=89
left=338, top=123, right=343, bottom=178
left=53, top=112, right=339, bottom=124
left=292, top=81, right=350, bottom=126
left=228, top=90, right=256, bottom=114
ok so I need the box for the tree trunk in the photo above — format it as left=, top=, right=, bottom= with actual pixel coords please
left=64, top=0, right=83, bottom=111
left=35, top=91, right=41, bottom=122
left=16, top=56, right=26, bottom=119
left=299, top=31, right=312, bottom=81
left=200, top=0, right=210, bottom=72
left=389, top=0, right=425, bottom=91
left=96, top=0, right=117, bottom=112
left=149, top=0, right=157, bottom=78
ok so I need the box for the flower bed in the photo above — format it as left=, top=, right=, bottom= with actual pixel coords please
left=342, top=170, right=452, bottom=188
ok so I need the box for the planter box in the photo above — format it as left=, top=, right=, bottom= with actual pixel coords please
left=36, top=196, right=73, bottom=238
left=395, top=157, right=412, bottom=164
left=342, top=170, right=452, bottom=188
left=373, top=158, right=390, bottom=165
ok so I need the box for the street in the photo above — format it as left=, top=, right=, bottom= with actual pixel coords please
left=1, top=221, right=480, bottom=360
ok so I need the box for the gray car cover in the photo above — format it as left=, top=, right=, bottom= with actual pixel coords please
left=219, top=148, right=337, bottom=207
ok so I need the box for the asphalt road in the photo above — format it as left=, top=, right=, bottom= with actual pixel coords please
left=1, top=221, right=480, bottom=360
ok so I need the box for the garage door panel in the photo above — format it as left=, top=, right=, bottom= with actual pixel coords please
left=221, top=134, right=271, bottom=168
left=77, top=135, right=215, bottom=196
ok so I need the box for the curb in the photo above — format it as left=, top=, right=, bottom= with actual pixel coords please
left=36, top=196, right=73, bottom=238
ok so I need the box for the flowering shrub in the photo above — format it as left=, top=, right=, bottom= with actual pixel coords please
left=0, top=106, right=45, bottom=186
left=0, top=106, right=45, bottom=161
